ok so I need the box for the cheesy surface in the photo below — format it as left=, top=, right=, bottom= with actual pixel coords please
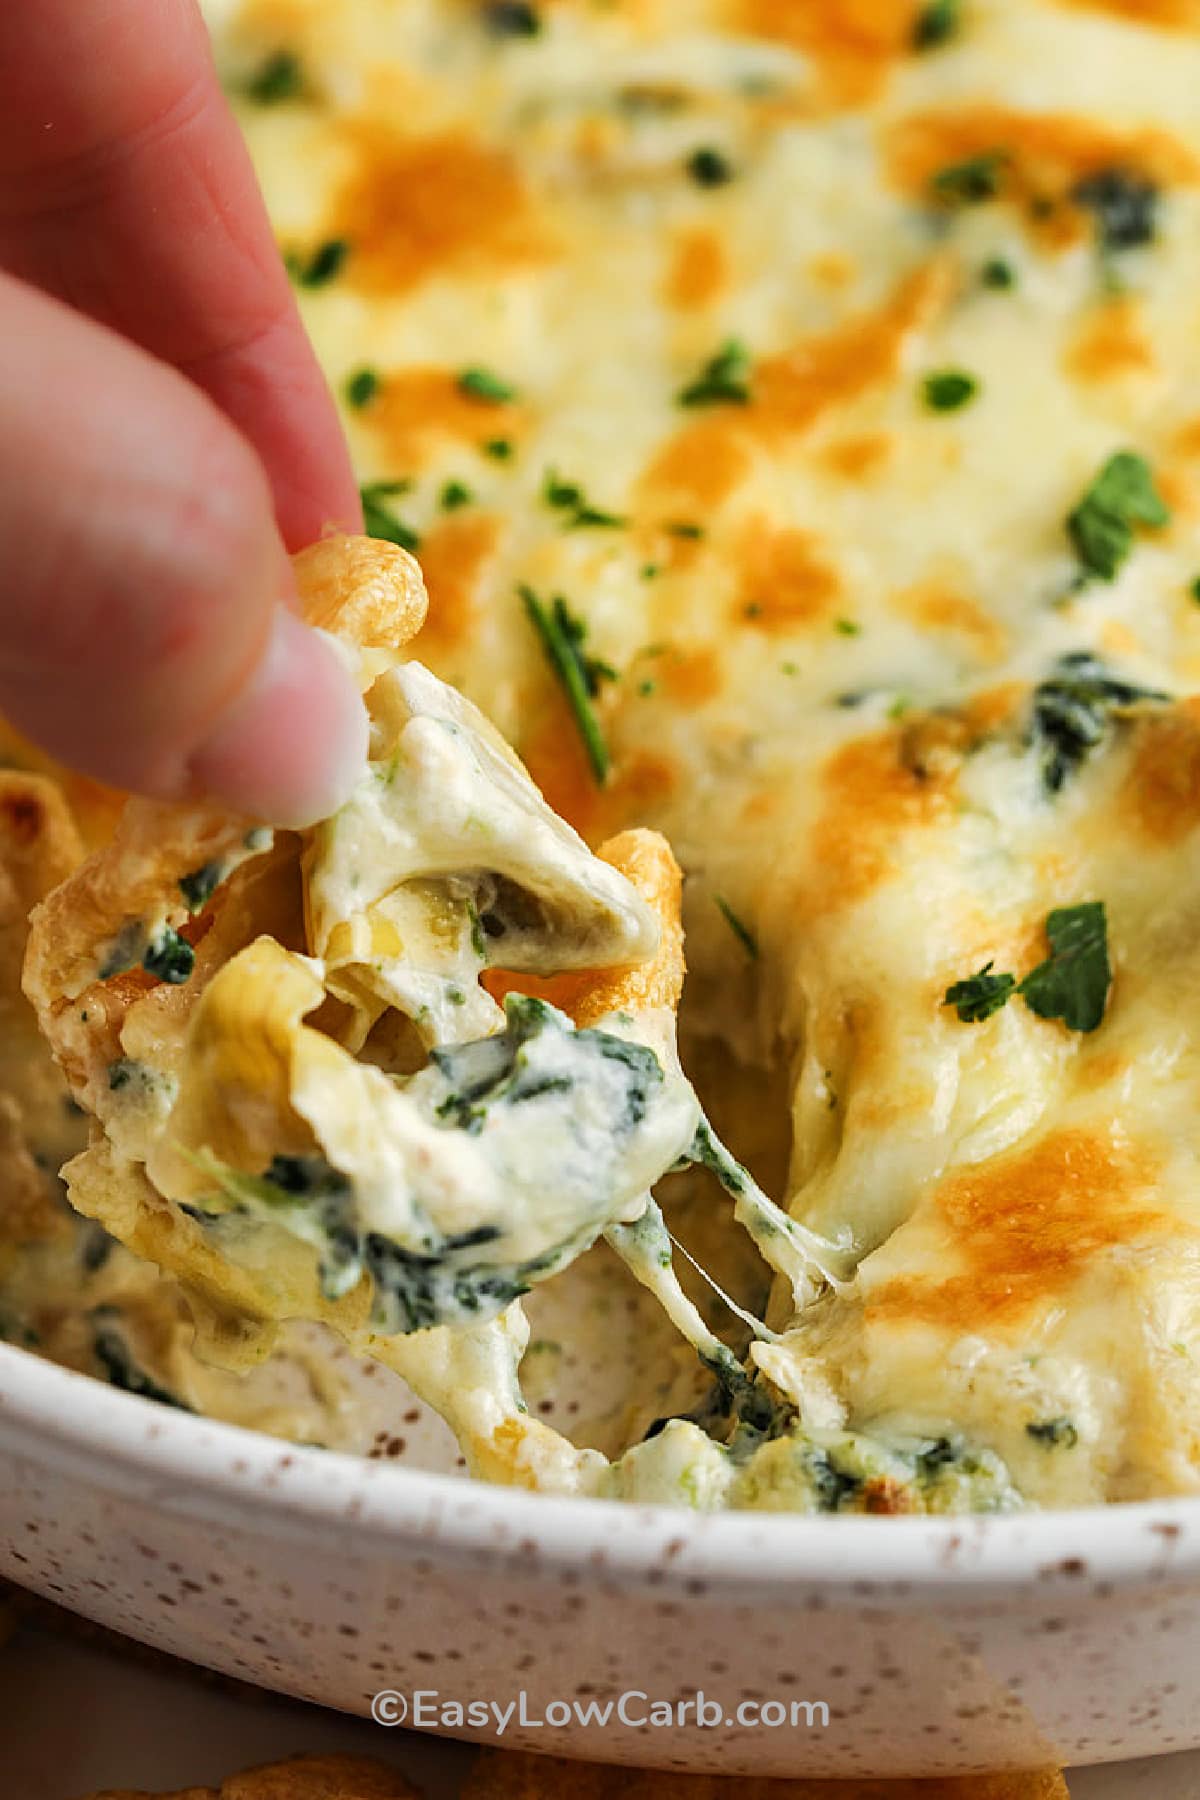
left=9, top=0, right=1200, bottom=1513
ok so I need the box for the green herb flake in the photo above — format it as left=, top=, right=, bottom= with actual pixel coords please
left=913, top=0, right=961, bottom=50
left=981, top=256, right=1016, bottom=289
left=344, top=366, right=380, bottom=409
left=246, top=49, right=306, bottom=105
left=715, top=896, right=758, bottom=960
left=944, top=901, right=1112, bottom=1034
left=143, top=928, right=195, bottom=987
left=931, top=150, right=1007, bottom=207
left=943, top=963, right=1017, bottom=1024
left=1067, top=450, right=1171, bottom=583
left=288, top=238, right=350, bottom=289
left=1020, top=901, right=1112, bottom=1033
left=360, top=481, right=421, bottom=553
left=440, top=479, right=474, bottom=511
left=834, top=618, right=862, bottom=637
left=666, top=520, right=705, bottom=540
left=923, top=369, right=979, bottom=412
left=686, top=147, right=734, bottom=188
left=678, top=339, right=752, bottom=408
left=458, top=367, right=517, bottom=404
left=520, top=587, right=613, bottom=783
left=1190, top=576, right=1200, bottom=604
left=542, top=469, right=626, bottom=530
left=482, top=437, right=514, bottom=460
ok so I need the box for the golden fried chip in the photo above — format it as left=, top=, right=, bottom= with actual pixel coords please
left=463, top=1751, right=1070, bottom=1800
left=0, top=771, right=85, bottom=1250
left=81, top=1754, right=420, bottom=1800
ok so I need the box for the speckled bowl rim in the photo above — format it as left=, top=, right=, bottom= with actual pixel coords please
left=2, top=1339, right=1196, bottom=1599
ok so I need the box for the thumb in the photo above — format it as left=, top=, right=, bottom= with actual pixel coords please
left=0, top=272, right=368, bottom=828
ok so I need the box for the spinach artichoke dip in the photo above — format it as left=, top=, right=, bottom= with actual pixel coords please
left=7, top=0, right=1200, bottom=1518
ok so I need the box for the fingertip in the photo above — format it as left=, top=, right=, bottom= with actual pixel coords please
left=186, top=607, right=369, bottom=828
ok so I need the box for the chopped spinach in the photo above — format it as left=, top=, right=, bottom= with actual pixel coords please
left=143, top=928, right=194, bottom=986
left=179, top=860, right=224, bottom=913
left=1072, top=167, right=1158, bottom=255
left=1026, top=1416, right=1079, bottom=1448
left=482, top=1, right=541, bottom=36
left=931, top=150, right=1006, bottom=207
left=92, top=1312, right=192, bottom=1410
left=1030, top=652, right=1168, bottom=793
left=1067, top=450, right=1170, bottom=583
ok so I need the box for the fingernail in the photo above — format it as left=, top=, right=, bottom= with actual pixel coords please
left=188, top=606, right=369, bottom=827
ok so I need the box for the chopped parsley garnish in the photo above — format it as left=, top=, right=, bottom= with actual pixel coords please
left=715, top=896, right=758, bottom=960
left=288, top=239, right=349, bottom=288
left=1066, top=450, right=1171, bottom=583
left=440, top=479, right=474, bottom=510
left=981, top=256, right=1016, bottom=289
left=246, top=49, right=306, bottom=104
left=520, top=587, right=614, bottom=783
left=482, top=1, right=541, bottom=35
left=666, top=520, right=705, bottom=540
left=686, top=147, right=734, bottom=188
left=143, top=927, right=195, bottom=986
left=458, top=367, right=517, bottom=404
left=943, top=963, right=1017, bottom=1024
left=944, top=901, right=1112, bottom=1034
left=542, top=469, right=626, bottom=530
left=361, top=481, right=421, bottom=553
left=344, top=367, right=380, bottom=409
left=1030, top=653, right=1167, bottom=793
left=179, top=861, right=224, bottom=913
left=913, top=0, right=961, bottom=49
left=1072, top=167, right=1158, bottom=255
left=1026, top=1416, right=1079, bottom=1449
left=922, top=369, right=979, bottom=412
left=931, top=150, right=1006, bottom=207
left=678, top=339, right=752, bottom=408
left=482, top=436, right=514, bottom=460
left=834, top=618, right=862, bottom=637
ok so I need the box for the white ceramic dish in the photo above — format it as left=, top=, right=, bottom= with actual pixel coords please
left=2, top=1342, right=1199, bottom=1778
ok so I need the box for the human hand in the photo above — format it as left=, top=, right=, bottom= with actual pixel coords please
left=0, top=0, right=369, bottom=828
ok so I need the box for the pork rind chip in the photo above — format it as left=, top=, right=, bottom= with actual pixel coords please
left=81, top=1752, right=419, bottom=1800
left=24, top=536, right=684, bottom=1395
left=463, top=1751, right=1071, bottom=1799
left=0, top=771, right=85, bottom=1252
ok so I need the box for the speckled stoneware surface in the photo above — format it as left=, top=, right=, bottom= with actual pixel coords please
left=3, top=1341, right=1199, bottom=1780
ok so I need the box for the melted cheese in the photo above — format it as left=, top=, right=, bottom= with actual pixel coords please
left=12, top=0, right=1200, bottom=1511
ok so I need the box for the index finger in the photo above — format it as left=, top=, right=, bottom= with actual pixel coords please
left=0, top=0, right=361, bottom=550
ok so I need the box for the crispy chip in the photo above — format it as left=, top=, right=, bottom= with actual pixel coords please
left=462, top=1751, right=1071, bottom=1800
left=80, top=1752, right=419, bottom=1800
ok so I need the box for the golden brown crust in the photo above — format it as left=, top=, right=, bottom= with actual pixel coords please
left=81, top=1755, right=420, bottom=1800
left=463, top=1750, right=1070, bottom=1799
